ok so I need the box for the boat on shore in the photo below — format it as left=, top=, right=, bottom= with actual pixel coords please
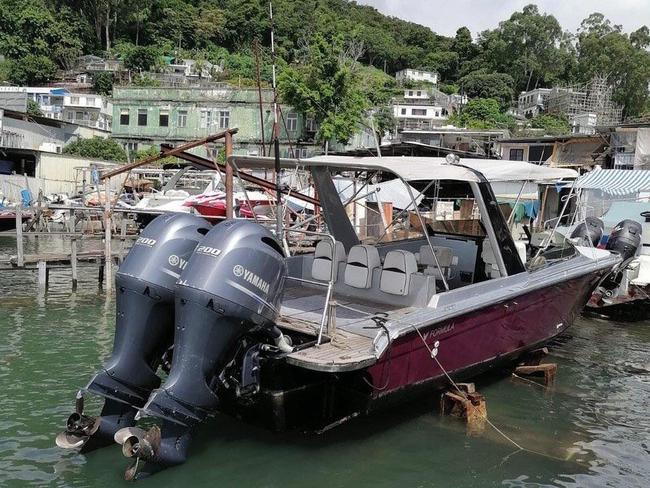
left=55, top=155, right=620, bottom=479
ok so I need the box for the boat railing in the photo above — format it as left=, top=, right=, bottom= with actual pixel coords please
left=282, top=228, right=336, bottom=346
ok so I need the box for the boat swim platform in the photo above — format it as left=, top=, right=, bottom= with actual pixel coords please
left=278, top=284, right=416, bottom=372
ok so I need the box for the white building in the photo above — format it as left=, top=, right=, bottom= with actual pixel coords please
left=395, top=68, right=438, bottom=85
left=517, top=88, right=552, bottom=118
left=63, top=93, right=112, bottom=131
left=0, top=87, right=112, bottom=130
left=392, top=89, right=448, bottom=131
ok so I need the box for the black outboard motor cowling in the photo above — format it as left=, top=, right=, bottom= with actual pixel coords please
left=56, top=213, right=211, bottom=452
left=606, top=219, right=642, bottom=261
left=123, top=221, right=286, bottom=478
left=143, top=220, right=287, bottom=427
left=570, top=217, right=604, bottom=247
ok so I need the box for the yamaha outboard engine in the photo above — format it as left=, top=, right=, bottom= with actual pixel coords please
left=56, top=213, right=211, bottom=452
left=606, top=219, right=641, bottom=261
left=118, top=220, right=287, bottom=479
left=570, top=217, right=604, bottom=247
left=598, top=219, right=643, bottom=299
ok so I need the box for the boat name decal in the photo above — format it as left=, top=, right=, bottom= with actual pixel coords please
left=135, top=237, right=156, bottom=247
left=196, top=245, right=222, bottom=258
left=168, top=254, right=188, bottom=271
left=233, top=265, right=270, bottom=294
left=423, top=324, right=454, bottom=341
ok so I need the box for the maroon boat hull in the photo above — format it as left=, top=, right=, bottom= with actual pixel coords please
left=367, top=272, right=600, bottom=398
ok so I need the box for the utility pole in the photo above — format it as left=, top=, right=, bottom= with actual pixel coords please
left=270, top=1, right=282, bottom=239
left=253, top=39, right=267, bottom=156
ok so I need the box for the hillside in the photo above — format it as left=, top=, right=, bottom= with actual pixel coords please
left=1, top=1, right=650, bottom=118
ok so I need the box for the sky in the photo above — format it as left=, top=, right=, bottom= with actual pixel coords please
left=357, top=0, right=650, bottom=37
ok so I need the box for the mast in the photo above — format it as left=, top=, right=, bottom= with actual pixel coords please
left=269, top=1, right=282, bottom=238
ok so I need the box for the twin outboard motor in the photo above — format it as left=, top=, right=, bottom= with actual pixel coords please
left=606, top=219, right=642, bottom=261
left=117, top=220, right=288, bottom=478
left=56, top=213, right=211, bottom=452
left=570, top=217, right=604, bottom=247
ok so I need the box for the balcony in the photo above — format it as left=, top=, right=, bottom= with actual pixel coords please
left=397, top=118, right=448, bottom=131
left=0, top=130, right=24, bottom=149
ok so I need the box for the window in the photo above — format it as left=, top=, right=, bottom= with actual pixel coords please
left=71, top=96, right=79, bottom=105
left=120, top=109, right=129, bottom=125
left=287, top=112, right=298, bottom=132
left=87, top=97, right=95, bottom=105
left=509, top=148, right=524, bottom=161
left=75, top=111, right=83, bottom=120
left=408, top=90, right=414, bottom=96
left=137, top=109, right=147, bottom=126
left=124, top=142, right=138, bottom=153
left=200, top=109, right=212, bottom=129
left=411, top=108, right=427, bottom=116
left=66, top=111, right=74, bottom=121
left=416, top=91, right=422, bottom=96
left=305, top=118, right=318, bottom=132
left=435, top=111, right=440, bottom=117
left=219, top=110, right=229, bottom=129
left=178, top=110, right=188, bottom=128
left=400, top=108, right=407, bottom=115
left=159, top=110, right=169, bottom=127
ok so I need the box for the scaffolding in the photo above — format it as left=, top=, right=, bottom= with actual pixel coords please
left=546, top=75, right=623, bottom=127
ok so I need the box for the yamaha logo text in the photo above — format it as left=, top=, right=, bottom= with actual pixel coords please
left=233, top=265, right=270, bottom=294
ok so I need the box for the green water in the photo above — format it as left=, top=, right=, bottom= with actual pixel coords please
left=1, top=235, right=649, bottom=487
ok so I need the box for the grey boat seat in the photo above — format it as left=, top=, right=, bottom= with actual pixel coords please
left=380, top=250, right=418, bottom=296
left=344, top=244, right=381, bottom=289
left=418, top=245, right=454, bottom=279
left=312, top=240, right=346, bottom=282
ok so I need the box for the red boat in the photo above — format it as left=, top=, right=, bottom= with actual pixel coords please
left=183, top=190, right=273, bottom=219
left=56, top=156, right=619, bottom=479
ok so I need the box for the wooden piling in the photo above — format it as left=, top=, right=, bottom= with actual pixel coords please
left=15, top=205, right=24, bottom=267
left=514, top=363, right=557, bottom=386
left=104, top=183, right=112, bottom=291
left=70, top=237, right=78, bottom=290
left=37, top=260, right=48, bottom=289
left=119, top=217, right=127, bottom=263
left=441, top=383, right=487, bottom=434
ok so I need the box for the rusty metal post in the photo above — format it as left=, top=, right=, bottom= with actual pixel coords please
left=225, top=131, right=234, bottom=219
left=104, top=182, right=113, bottom=291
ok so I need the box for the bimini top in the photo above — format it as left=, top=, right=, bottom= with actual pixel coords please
left=229, top=155, right=577, bottom=183
left=575, top=167, right=650, bottom=196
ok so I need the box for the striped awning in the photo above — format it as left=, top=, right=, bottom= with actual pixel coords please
left=575, top=168, right=650, bottom=196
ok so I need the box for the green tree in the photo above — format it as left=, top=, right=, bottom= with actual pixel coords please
left=576, top=13, right=650, bottom=117
left=63, top=137, right=127, bottom=162
left=450, top=98, right=515, bottom=130
left=529, top=114, right=571, bottom=135
left=476, top=4, right=565, bottom=91
left=93, top=72, right=114, bottom=96
left=279, top=34, right=368, bottom=145
left=459, top=71, right=514, bottom=109
left=124, top=45, right=158, bottom=72
left=7, top=55, right=58, bottom=85
left=26, top=100, right=42, bottom=117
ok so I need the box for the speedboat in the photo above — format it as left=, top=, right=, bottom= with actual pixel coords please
left=55, top=155, right=620, bottom=479
left=557, top=168, right=650, bottom=320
